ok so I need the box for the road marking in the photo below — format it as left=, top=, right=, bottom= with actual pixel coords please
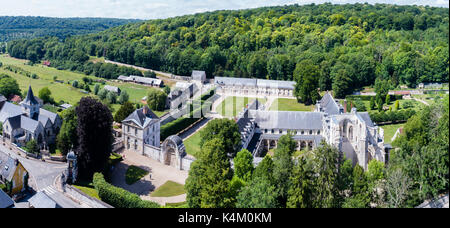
left=42, top=186, right=57, bottom=195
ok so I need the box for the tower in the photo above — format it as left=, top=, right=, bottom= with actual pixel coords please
left=20, top=86, right=40, bottom=119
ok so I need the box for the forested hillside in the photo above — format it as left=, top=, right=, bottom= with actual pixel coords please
left=0, top=16, right=141, bottom=42
left=7, top=3, right=449, bottom=98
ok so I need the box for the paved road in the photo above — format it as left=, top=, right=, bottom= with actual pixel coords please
left=0, top=144, right=81, bottom=208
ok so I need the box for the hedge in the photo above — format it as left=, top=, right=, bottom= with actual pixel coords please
left=369, top=109, right=416, bottom=124
left=160, top=117, right=200, bottom=141
left=346, top=95, right=403, bottom=102
left=93, top=173, right=160, bottom=208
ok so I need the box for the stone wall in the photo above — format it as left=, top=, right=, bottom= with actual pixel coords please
left=181, top=157, right=194, bottom=171
left=63, top=184, right=113, bottom=208
left=143, top=144, right=162, bottom=162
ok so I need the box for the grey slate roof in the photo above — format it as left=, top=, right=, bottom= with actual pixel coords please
left=0, top=102, right=24, bottom=123
left=39, top=108, right=58, bottom=124
left=249, top=110, right=323, bottom=130
left=103, top=85, right=121, bottom=94
left=318, top=92, right=341, bottom=115
left=358, top=112, right=375, bottom=127
left=191, top=70, right=206, bottom=81
left=0, top=189, right=14, bottom=208
left=214, top=77, right=296, bottom=90
left=257, top=79, right=296, bottom=90
left=123, top=106, right=159, bottom=128
left=29, top=191, right=58, bottom=208
left=0, top=153, right=17, bottom=182
left=21, top=86, right=39, bottom=106
left=215, top=77, right=257, bottom=87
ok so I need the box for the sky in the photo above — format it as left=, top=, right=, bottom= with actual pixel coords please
left=0, top=0, right=448, bottom=20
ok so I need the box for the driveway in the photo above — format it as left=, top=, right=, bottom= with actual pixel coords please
left=111, top=149, right=188, bottom=205
left=0, top=143, right=81, bottom=208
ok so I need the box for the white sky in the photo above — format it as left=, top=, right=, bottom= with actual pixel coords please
left=0, top=0, right=448, bottom=20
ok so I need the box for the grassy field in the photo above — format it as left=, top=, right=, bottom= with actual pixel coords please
left=150, top=181, right=185, bottom=197
left=183, top=128, right=204, bottom=158
left=269, top=98, right=314, bottom=112
left=0, top=54, right=167, bottom=116
left=381, top=123, right=405, bottom=144
left=216, top=96, right=266, bottom=117
left=125, top=165, right=149, bottom=185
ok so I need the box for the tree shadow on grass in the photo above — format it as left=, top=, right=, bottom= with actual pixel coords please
left=111, top=162, right=155, bottom=196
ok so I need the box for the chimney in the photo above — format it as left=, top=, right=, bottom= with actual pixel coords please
left=343, top=100, right=347, bottom=113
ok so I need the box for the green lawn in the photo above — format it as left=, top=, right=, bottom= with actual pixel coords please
left=72, top=180, right=100, bottom=200
left=381, top=123, right=405, bottom=144
left=0, top=55, right=164, bottom=111
left=73, top=185, right=100, bottom=200
left=150, top=181, right=186, bottom=197
left=269, top=98, right=314, bottom=111
left=125, top=165, right=149, bottom=185
left=183, top=128, right=204, bottom=158
left=217, top=96, right=266, bottom=117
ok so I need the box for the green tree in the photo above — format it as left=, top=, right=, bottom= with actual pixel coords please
left=200, top=119, right=241, bottom=157
left=310, top=142, right=340, bottom=208
left=38, top=87, right=53, bottom=104
left=114, top=101, right=135, bottom=123
left=185, top=138, right=233, bottom=208
left=385, top=94, right=391, bottom=105
left=287, top=157, right=312, bottom=208
left=293, top=59, right=321, bottom=105
left=98, top=88, right=108, bottom=100
left=370, top=97, right=376, bottom=110
left=94, top=84, right=100, bottom=95
left=25, top=139, right=40, bottom=155
left=147, top=88, right=167, bottom=111
left=233, top=149, right=254, bottom=182
left=272, top=133, right=296, bottom=206
left=0, top=74, right=21, bottom=98
left=56, top=107, right=78, bottom=156
left=236, top=176, right=278, bottom=208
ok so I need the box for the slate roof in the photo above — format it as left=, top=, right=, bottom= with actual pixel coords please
left=0, top=153, right=17, bottom=182
left=103, top=85, right=121, bottom=94
left=214, top=77, right=296, bottom=89
left=318, top=92, right=341, bottom=115
left=248, top=110, right=323, bottom=130
left=215, top=77, right=257, bottom=87
left=29, top=191, right=58, bottom=208
left=123, top=106, right=159, bottom=128
left=191, top=70, right=206, bottom=81
left=39, top=108, right=59, bottom=124
left=0, top=102, right=24, bottom=123
left=257, top=79, right=296, bottom=90
left=358, top=112, right=375, bottom=127
left=21, top=86, right=39, bottom=106
left=0, top=189, right=14, bottom=208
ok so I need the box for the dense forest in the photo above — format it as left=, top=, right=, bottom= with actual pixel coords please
left=7, top=3, right=449, bottom=98
left=0, top=16, right=141, bottom=42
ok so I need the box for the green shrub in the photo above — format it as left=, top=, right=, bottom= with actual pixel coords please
left=93, top=173, right=159, bottom=208
left=160, top=117, right=200, bottom=141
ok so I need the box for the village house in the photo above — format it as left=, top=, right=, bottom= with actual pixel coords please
left=0, top=153, right=28, bottom=195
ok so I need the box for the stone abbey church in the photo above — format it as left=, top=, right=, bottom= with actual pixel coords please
left=238, top=92, right=387, bottom=170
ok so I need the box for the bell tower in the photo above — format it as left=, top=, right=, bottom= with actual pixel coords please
left=20, top=86, right=40, bottom=119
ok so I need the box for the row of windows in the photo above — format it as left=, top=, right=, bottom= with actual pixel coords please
left=126, top=125, right=157, bottom=135
left=264, top=129, right=321, bottom=135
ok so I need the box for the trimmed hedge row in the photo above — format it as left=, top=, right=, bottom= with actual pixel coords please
left=369, top=109, right=416, bottom=124
left=346, top=95, right=403, bottom=101
left=161, top=117, right=200, bottom=141
left=160, top=99, right=213, bottom=141
left=93, top=173, right=160, bottom=208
